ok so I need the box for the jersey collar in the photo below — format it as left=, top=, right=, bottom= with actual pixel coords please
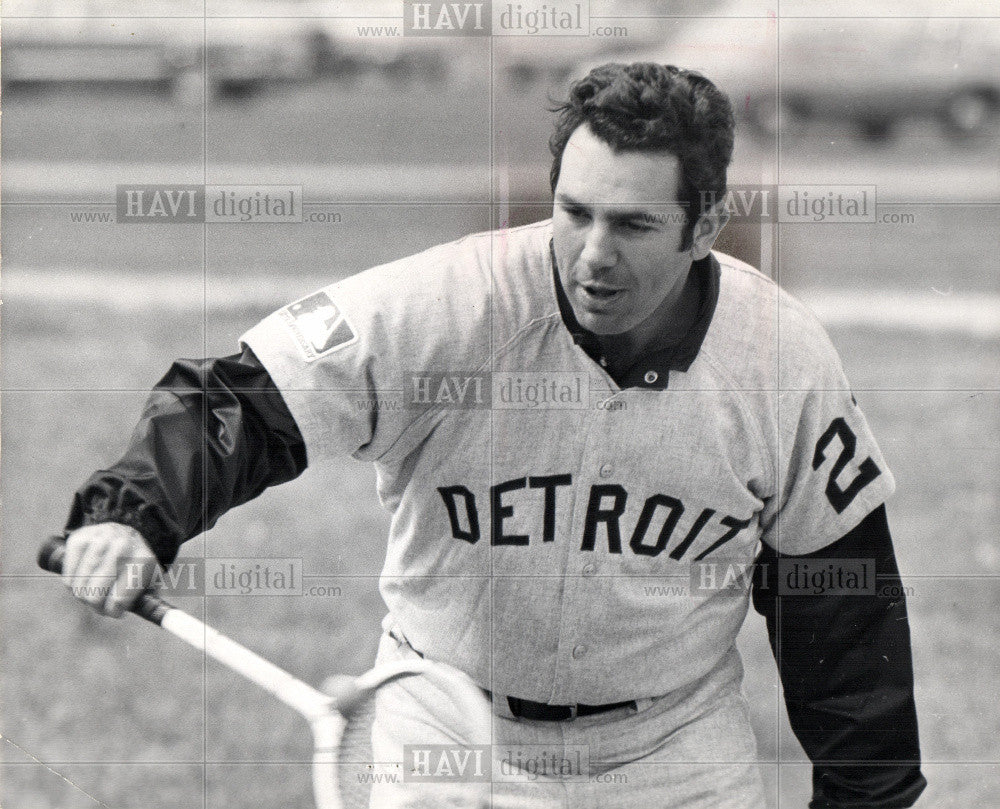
left=550, top=240, right=720, bottom=390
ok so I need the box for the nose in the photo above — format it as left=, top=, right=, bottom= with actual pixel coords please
left=579, top=221, right=617, bottom=271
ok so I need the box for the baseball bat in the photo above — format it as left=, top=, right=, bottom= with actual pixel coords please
left=36, top=534, right=335, bottom=720
left=37, top=533, right=353, bottom=807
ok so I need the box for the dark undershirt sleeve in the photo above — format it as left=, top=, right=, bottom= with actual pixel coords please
left=64, top=346, right=307, bottom=565
left=752, top=505, right=926, bottom=808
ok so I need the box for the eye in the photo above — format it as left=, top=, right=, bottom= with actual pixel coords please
left=623, top=220, right=654, bottom=233
left=563, top=205, right=591, bottom=222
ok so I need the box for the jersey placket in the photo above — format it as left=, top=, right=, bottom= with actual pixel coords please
left=546, top=372, right=621, bottom=704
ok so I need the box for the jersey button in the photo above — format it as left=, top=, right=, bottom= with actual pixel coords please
left=599, top=463, right=614, bottom=478
left=572, top=644, right=588, bottom=660
left=582, top=563, right=596, bottom=577
left=644, top=370, right=659, bottom=385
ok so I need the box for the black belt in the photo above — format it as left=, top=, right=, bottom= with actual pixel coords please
left=486, top=691, right=637, bottom=721
left=390, top=632, right=635, bottom=721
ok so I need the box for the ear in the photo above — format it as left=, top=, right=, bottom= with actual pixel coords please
left=689, top=201, right=730, bottom=261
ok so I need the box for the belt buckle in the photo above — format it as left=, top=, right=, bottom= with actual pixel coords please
left=566, top=704, right=579, bottom=720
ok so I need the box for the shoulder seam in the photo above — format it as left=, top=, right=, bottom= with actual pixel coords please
left=716, top=257, right=777, bottom=287
left=696, top=349, right=777, bottom=495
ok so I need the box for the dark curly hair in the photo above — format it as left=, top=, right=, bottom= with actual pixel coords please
left=549, top=62, right=735, bottom=250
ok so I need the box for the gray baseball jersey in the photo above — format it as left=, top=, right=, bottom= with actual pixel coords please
left=241, top=218, right=893, bottom=705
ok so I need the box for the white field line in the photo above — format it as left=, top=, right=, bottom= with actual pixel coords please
left=3, top=161, right=497, bottom=203
left=4, top=160, right=999, bottom=203
left=4, top=270, right=999, bottom=337
left=801, top=289, right=1000, bottom=339
left=2, top=270, right=334, bottom=311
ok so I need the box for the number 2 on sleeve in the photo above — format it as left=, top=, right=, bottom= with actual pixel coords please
left=812, top=417, right=882, bottom=514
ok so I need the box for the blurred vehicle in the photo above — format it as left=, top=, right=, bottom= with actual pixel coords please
left=313, top=16, right=450, bottom=83
left=497, top=37, right=634, bottom=91
left=1, top=0, right=322, bottom=103
left=770, top=17, right=1000, bottom=142
left=310, top=0, right=669, bottom=88
left=572, top=11, right=1000, bottom=143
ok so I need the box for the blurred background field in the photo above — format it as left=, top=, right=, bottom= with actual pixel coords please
left=2, top=0, right=999, bottom=807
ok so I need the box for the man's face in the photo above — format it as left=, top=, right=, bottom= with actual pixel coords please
left=551, top=124, right=698, bottom=338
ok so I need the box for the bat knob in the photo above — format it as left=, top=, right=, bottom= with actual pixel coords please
left=38, top=535, right=68, bottom=574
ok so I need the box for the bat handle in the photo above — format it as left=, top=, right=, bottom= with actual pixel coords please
left=38, top=534, right=174, bottom=626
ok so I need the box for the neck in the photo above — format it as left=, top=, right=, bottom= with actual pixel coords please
left=597, top=262, right=699, bottom=367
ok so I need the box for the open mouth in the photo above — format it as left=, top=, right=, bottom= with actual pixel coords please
left=580, top=283, right=623, bottom=302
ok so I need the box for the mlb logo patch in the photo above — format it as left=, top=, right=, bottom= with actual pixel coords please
left=279, top=291, right=358, bottom=362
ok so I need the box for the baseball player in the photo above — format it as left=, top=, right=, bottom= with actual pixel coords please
left=61, top=63, right=925, bottom=808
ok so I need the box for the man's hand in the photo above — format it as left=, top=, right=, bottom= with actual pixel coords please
left=62, top=523, right=159, bottom=618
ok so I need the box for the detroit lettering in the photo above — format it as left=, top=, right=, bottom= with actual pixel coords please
left=438, top=475, right=752, bottom=560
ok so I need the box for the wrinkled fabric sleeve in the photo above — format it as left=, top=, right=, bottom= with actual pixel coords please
left=64, top=346, right=307, bottom=565
left=752, top=505, right=926, bottom=808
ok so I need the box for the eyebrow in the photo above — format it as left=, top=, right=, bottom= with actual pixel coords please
left=554, top=193, right=665, bottom=226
